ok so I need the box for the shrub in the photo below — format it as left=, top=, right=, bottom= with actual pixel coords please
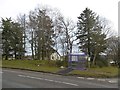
left=96, top=59, right=108, bottom=68
left=56, top=60, right=63, bottom=67
left=62, top=59, right=68, bottom=67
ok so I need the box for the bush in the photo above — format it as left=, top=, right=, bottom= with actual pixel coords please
left=96, top=59, right=108, bottom=68
left=63, top=59, right=68, bottom=67
left=56, top=60, right=63, bottom=67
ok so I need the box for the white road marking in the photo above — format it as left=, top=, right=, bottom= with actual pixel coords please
left=3, top=69, right=59, bottom=76
left=61, top=82, right=79, bottom=86
left=108, top=80, right=118, bottom=83
left=3, top=70, right=18, bottom=73
left=77, top=77, right=84, bottom=79
left=18, top=75, right=27, bottom=78
left=18, top=74, right=78, bottom=86
left=87, top=78, right=95, bottom=80
left=44, top=79, right=54, bottom=82
left=97, top=79, right=106, bottom=81
left=18, top=75, right=43, bottom=80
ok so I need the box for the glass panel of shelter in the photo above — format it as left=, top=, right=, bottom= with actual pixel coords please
left=68, top=54, right=86, bottom=70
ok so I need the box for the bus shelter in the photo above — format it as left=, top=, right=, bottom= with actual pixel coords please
left=68, top=53, right=87, bottom=70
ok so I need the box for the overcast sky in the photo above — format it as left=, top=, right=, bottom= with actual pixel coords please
left=0, top=0, right=119, bottom=33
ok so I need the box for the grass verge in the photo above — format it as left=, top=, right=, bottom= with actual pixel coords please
left=2, top=60, right=61, bottom=73
left=69, top=67, right=118, bottom=78
left=2, top=60, right=118, bottom=78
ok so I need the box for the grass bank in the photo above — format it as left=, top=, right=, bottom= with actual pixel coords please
left=69, top=67, right=118, bottom=78
left=2, top=60, right=118, bottom=78
left=2, top=60, right=61, bottom=73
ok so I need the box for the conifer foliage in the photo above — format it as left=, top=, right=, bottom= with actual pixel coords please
left=76, top=8, right=107, bottom=66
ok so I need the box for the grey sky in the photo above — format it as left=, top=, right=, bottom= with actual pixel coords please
left=0, top=0, right=118, bottom=33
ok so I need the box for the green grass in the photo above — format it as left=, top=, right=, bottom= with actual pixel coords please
left=2, top=60, right=61, bottom=73
left=2, top=60, right=118, bottom=78
left=0, top=60, right=2, bottom=67
left=69, top=67, right=118, bottom=78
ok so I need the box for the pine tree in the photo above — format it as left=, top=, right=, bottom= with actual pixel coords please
left=2, top=18, right=12, bottom=60
left=11, top=22, right=24, bottom=59
left=76, top=8, right=107, bottom=66
left=2, top=18, right=24, bottom=60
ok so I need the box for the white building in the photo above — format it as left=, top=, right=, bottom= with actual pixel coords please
left=50, top=52, right=61, bottom=61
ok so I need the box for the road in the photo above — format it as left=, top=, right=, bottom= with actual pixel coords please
left=2, top=68, right=118, bottom=88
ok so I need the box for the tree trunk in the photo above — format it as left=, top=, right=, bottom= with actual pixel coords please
left=23, top=14, right=26, bottom=58
left=92, top=53, right=97, bottom=66
left=5, top=55, right=8, bottom=60
left=34, top=39, right=37, bottom=60
left=14, top=51, right=17, bottom=60
left=70, top=43, right=72, bottom=53
left=31, top=31, right=34, bottom=60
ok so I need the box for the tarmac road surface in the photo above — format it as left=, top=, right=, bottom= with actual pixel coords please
left=2, top=68, right=118, bottom=88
